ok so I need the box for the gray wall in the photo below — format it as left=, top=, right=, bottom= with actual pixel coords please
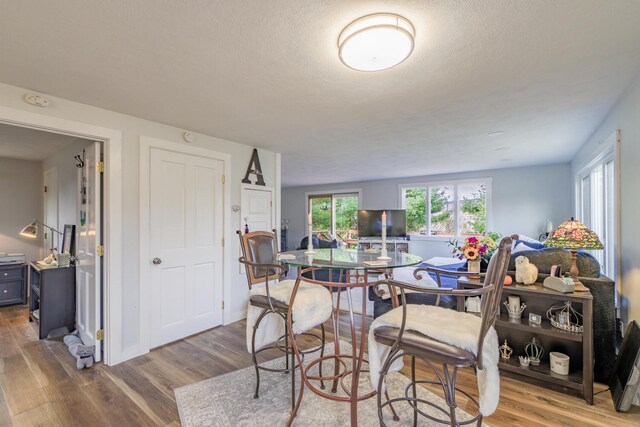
left=0, top=157, right=43, bottom=262
left=282, top=163, right=572, bottom=258
left=572, top=73, right=640, bottom=325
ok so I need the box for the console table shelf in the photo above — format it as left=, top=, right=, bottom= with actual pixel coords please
left=499, top=357, right=584, bottom=389
left=458, top=278, right=594, bottom=404
left=495, top=314, right=584, bottom=342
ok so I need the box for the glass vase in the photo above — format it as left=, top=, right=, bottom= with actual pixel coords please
left=467, top=260, right=481, bottom=278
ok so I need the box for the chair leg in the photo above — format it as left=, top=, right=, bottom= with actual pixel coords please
left=442, top=364, right=459, bottom=427
left=385, top=390, right=400, bottom=422
left=290, top=329, right=296, bottom=411
left=284, top=321, right=290, bottom=373
left=376, top=347, right=402, bottom=427
left=251, top=313, right=263, bottom=399
left=411, top=356, right=417, bottom=427
left=319, top=323, right=326, bottom=389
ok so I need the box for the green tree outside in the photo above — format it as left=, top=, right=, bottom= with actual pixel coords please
left=460, top=184, right=486, bottom=234
left=405, top=188, right=426, bottom=233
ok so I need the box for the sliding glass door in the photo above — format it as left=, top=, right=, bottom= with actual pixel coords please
left=308, top=192, right=359, bottom=245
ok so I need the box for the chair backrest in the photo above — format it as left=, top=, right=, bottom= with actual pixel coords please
left=237, top=229, right=285, bottom=288
left=476, top=236, right=512, bottom=365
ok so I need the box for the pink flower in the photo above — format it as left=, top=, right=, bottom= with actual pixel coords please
left=467, top=237, right=478, bottom=244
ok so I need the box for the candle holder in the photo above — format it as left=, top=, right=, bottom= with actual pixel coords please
left=304, top=231, right=315, bottom=255
left=378, top=247, right=391, bottom=261
left=503, top=300, right=526, bottom=319
left=305, top=215, right=315, bottom=255
left=378, top=211, right=391, bottom=260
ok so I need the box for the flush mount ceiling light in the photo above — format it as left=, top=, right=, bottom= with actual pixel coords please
left=338, top=13, right=415, bottom=72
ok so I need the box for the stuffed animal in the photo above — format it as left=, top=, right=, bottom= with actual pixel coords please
left=515, top=255, right=538, bottom=285
left=63, top=331, right=95, bottom=369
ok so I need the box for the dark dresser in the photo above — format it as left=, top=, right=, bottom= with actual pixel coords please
left=0, top=263, right=27, bottom=307
left=28, top=262, right=76, bottom=339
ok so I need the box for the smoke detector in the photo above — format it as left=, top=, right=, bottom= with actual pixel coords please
left=183, top=132, right=195, bottom=143
left=24, top=94, right=50, bottom=107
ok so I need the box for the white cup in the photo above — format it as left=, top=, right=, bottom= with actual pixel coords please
left=550, top=352, right=570, bottom=375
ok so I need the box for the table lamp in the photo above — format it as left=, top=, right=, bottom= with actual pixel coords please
left=544, top=217, right=603, bottom=292
left=20, top=220, right=63, bottom=255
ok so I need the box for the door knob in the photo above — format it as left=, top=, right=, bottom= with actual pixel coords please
left=152, top=257, right=162, bottom=265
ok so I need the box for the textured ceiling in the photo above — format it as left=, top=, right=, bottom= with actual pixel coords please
left=0, top=123, right=82, bottom=161
left=1, top=1, right=640, bottom=186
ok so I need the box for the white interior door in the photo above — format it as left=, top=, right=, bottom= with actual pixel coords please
left=43, top=168, right=58, bottom=255
left=241, top=186, right=274, bottom=232
left=76, top=143, right=103, bottom=361
left=149, top=148, right=223, bottom=348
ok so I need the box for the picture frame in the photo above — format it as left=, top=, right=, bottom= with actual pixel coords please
left=529, top=313, right=542, bottom=325
left=61, top=224, right=75, bottom=256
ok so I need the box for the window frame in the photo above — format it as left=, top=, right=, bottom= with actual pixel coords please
left=574, top=130, right=620, bottom=281
left=305, top=188, right=362, bottom=238
left=398, top=178, right=493, bottom=240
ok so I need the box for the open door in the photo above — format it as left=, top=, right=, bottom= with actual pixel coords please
left=75, top=142, right=103, bottom=362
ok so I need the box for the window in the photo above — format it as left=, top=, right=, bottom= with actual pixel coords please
left=307, top=191, right=359, bottom=243
left=401, top=180, right=491, bottom=237
left=577, top=143, right=617, bottom=278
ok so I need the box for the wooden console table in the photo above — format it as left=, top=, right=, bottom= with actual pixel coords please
left=457, top=277, right=594, bottom=404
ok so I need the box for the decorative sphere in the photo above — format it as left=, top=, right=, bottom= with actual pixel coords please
left=504, top=275, right=513, bottom=285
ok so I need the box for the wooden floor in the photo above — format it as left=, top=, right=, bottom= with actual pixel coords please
left=1, top=304, right=639, bottom=426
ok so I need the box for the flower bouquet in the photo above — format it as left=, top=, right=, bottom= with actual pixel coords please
left=448, top=235, right=498, bottom=277
left=449, top=236, right=497, bottom=261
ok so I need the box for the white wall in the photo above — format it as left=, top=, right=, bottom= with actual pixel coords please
left=42, top=139, right=93, bottom=250
left=0, top=157, right=42, bottom=262
left=282, top=163, right=572, bottom=259
left=572, top=73, right=640, bottom=326
left=0, top=82, right=280, bottom=362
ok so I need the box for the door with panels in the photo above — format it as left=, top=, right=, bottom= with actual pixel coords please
left=148, top=148, right=224, bottom=348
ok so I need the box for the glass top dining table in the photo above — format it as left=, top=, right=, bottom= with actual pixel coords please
left=279, top=248, right=422, bottom=271
left=278, top=248, right=422, bottom=427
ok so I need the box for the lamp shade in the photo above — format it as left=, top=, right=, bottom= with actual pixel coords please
left=20, top=221, right=38, bottom=238
left=544, top=217, right=603, bottom=250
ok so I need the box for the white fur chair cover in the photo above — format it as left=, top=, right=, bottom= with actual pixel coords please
left=246, top=279, right=333, bottom=352
left=368, top=304, right=500, bottom=416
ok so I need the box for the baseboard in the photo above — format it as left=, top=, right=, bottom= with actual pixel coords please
left=119, top=344, right=149, bottom=365
left=224, top=309, right=246, bottom=325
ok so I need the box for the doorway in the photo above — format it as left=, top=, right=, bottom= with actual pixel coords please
left=0, top=123, right=103, bottom=358
left=0, top=106, right=121, bottom=365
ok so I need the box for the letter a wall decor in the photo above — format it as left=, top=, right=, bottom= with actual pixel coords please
left=241, top=148, right=266, bottom=186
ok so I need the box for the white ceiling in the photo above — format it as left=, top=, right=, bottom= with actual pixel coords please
left=0, top=123, right=83, bottom=161
left=1, top=1, right=640, bottom=186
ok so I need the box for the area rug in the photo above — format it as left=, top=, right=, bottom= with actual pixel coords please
left=174, top=341, right=481, bottom=426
